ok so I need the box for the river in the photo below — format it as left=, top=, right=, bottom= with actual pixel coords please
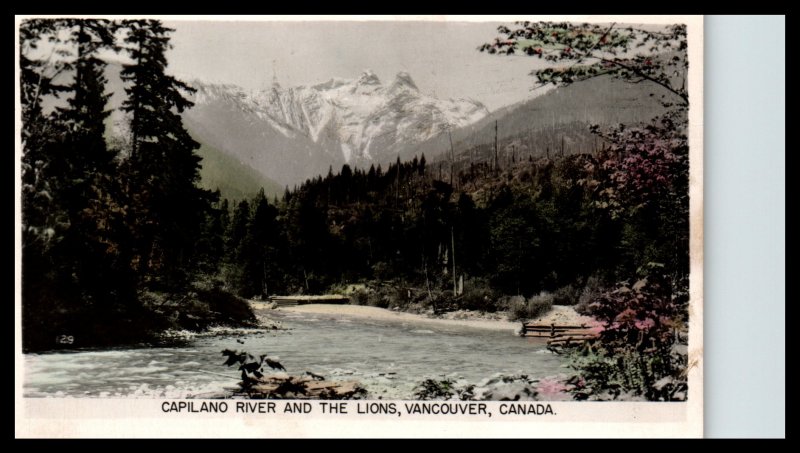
left=23, top=309, right=568, bottom=399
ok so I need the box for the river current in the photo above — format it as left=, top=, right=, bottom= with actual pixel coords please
left=24, top=309, right=567, bottom=399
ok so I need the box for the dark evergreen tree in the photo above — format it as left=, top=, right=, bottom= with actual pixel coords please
left=53, top=19, right=132, bottom=305
left=20, top=19, right=141, bottom=349
left=224, top=199, right=250, bottom=294
left=486, top=186, right=542, bottom=296
left=195, top=192, right=229, bottom=274
left=235, top=189, right=280, bottom=297
left=55, top=20, right=117, bottom=178
left=20, top=19, right=70, bottom=253
left=20, top=19, right=71, bottom=351
left=454, top=192, right=488, bottom=276
left=120, top=19, right=213, bottom=287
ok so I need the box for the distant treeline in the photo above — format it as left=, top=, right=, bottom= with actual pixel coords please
left=221, top=140, right=689, bottom=304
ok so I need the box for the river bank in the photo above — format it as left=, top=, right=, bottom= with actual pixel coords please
left=250, top=301, right=595, bottom=334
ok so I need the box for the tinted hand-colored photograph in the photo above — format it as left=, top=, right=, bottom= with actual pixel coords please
left=18, top=17, right=698, bottom=407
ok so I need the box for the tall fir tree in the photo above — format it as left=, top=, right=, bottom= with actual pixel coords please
left=195, top=192, right=229, bottom=274
left=52, top=19, right=129, bottom=304
left=237, top=189, right=278, bottom=297
left=20, top=19, right=70, bottom=252
left=120, top=19, right=213, bottom=287
left=225, top=199, right=250, bottom=295
left=20, top=19, right=137, bottom=349
left=55, top=20, right=117, bottom=177
left=20, top=19, right=71, bottom=350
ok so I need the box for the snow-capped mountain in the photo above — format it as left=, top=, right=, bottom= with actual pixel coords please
left=182, top=70, right=488, bottom=185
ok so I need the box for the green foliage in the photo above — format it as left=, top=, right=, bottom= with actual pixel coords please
left=277, top=142, right=690, bottom=317
left=349, top=288, right=369, bottom=306
left=569, top=347, right=687, bottom=401
left=568, top=275, right=687, bottom=401
left=551, top=284, right=581, bottom=305
left=366, top=291, right=390, bottom=309
left=221, top=349, right=286, bottom=389
left=413, top=378, right=457, bottom=400
left=220, top=152, right=659, bottom=303
left=481, top=21, right=690, bottom=402
left=19, top=19, right=248, bottom=351
left=357, top=285, right=408, bottom=309
left=458, top=277, right=498, bottom=311
left=193, top=138, right=282, bottom=202
left=508, top=293, right=554, bottom=321
left=197, top=285, right=258, bottom=328
left=480, top=21, right=688, bottom=106
left=120, top=19, right=214, bottom=288
left=142, top=283, right=257, bottom=332
left=20, top=18, right=139, bottom=351
left=486, top=189, right=542, bottom=295
left=575, top=275, right=605, bottom=315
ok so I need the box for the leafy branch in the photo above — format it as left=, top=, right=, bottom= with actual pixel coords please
left=479, top=21, right=688, bottom=106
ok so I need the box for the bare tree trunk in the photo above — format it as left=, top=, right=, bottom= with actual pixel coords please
left=268, top=263, right=269, bottom=297
left=494, top=120, right=499, bottom=172
left=451, top=226, right=457, bottom=295
left=448, top=130, right=455, bottom=187
left=395, top=159, right=400, bottom=207
left=423, top=254, right=432, bottom=300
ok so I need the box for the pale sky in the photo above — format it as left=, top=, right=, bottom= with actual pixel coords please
left=163, top=20, right=554, bottom=112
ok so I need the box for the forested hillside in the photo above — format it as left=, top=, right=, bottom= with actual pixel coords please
left=221, top=144, right=688, bottom=312
left=194, top=138, right=282, bottom=202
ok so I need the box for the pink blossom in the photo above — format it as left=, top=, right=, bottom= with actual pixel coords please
left=586, top=319, right=605, bottom=334
left=537, top=377, right=571, bottom=400
left=634, top=318, right=656, bottom=330
left=615, top=308, right=637, bottom=323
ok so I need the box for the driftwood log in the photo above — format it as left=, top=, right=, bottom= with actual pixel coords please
left=519, top=322, right=600, bottom=354
left=190, top=374, right=366, bottom=399
left=243, top=374, right=365, bottom=399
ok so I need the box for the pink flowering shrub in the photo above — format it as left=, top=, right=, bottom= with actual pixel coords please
left=569, top=272, right=688, bottom=401
left=582, top=115, right=689, bottom=222
left=480, top=21, right=691, bottom=402
left=564, top=113, right=690, bottom=401
left=536, top=377, right=572, bottom=401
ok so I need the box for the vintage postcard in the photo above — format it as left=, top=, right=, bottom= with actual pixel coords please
left=15, top=15, right=703, bottom=437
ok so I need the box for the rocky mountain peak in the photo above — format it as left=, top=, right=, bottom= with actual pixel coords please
left=183, top=70, right=489, bottom=184
left=391, top=71, right=418, bottom=91
left=356, top=69, right=381, bottom=86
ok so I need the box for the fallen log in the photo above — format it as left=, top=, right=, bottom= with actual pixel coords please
left=524, top=323, right=588, bottom=330
left=551, top=332, right=600, bottom=339
left=269, top=295, right=350, bottom=306
left=548, top=333, right=599, bottom=341
left=519, top=322, right=596, bottom=338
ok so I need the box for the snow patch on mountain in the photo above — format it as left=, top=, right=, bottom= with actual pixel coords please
left=186, top=70, right=489, bottom=164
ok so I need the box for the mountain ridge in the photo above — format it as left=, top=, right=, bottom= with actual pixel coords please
left=183, top=70, right=489, bottom=184
left=81, top=63, right=668, bottom=190
left=410, top=75, right=672, bottom=165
